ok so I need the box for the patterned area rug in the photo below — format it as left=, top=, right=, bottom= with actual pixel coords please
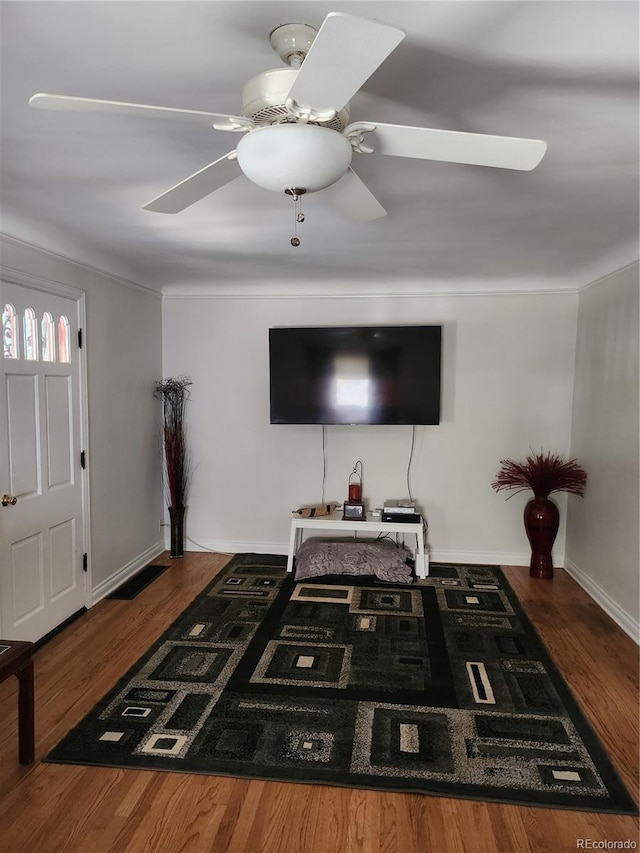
left=46, top=554, right=637, bottom=814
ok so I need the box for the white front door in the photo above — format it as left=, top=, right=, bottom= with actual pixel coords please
left=1, top=281, right=87, bottom=642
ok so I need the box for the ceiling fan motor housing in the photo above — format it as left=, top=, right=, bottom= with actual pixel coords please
left=241, top=68, right=350, bottom=131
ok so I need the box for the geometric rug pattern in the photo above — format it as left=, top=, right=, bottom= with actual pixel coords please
left=46, top=554, right=638, bottom=814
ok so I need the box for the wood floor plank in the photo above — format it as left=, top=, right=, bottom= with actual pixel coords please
left=308, top=783, right=349, bottom=852
left=0, top=553, right=637, bottom=853
left=379, top=790, right=417, bottom=853
left=216, top=778, right=265, bottom=853
left=346, top=788, right=382, bottom=853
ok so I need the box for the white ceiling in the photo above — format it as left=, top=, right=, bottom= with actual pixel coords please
left=1, top=1, right=638, bottom=294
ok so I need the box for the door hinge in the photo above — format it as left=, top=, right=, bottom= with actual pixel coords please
left=78, top=328, right=83, bottom=349
left=80, top=450, right=86, bottom=469
left=82, top=553, right=88, bottom=573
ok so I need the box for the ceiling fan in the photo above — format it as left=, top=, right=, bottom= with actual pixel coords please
left=29, top=11, right=547, bottom=241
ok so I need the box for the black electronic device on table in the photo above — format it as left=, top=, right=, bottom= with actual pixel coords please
left=381, top=511, right=422, bottom=524
left=382, top=499, right=420, bottom=523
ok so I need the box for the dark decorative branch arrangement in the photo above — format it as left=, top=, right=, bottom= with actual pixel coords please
left=154, top=376, right=192, bottom=557
left=491, top=451, right=587, bottom=500
left=492, top=451, right=587, bottom=579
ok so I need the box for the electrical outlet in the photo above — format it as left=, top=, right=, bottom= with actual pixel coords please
left=159, top=519, right=164, bottom=532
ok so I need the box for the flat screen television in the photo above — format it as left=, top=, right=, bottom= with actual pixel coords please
left=269, top=325, right=442, bottom=425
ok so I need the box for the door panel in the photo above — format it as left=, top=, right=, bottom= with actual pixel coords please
left=1, top=281, right=86, bottom=641
left=11, top=533, right=44, bottom=624
left=7, top=373, right=40, bottom=497
left=50, top=518, right=76, bottom=599
left=46, top=375, right=73, bottom=488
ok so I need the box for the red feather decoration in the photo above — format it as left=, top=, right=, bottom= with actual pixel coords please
left=492, top=451, right=587, bottom=500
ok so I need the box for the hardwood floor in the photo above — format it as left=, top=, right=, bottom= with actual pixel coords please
left=0, top=552, right=637, bottom=853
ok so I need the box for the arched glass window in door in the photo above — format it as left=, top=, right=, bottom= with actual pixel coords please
left=23, top=307, right=38, bottom=360
left=2, top=303, right=19, bottom=359
left=41, top=311, right=56, bottom=361
left=57, top=315, right=71, bottom=363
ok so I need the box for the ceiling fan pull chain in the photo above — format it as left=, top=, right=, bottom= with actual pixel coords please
left=292, top=196, right=300, bottom=247
left=285, top=187, right=306, bottom=246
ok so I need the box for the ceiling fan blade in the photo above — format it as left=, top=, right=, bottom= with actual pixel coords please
left=29, top=93, right=248, bottom=129
left=324, top=168, right=386, bottom=221
left=354, top=122, right=547, bottom=170
left=286, top=13, right=405, bottom=116
left=143, top=152, right=241, bottom=213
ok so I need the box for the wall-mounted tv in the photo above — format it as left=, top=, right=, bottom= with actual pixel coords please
left=269, top=325, right=442, bottom=425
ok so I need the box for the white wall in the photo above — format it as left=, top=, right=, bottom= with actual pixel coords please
left=163, top=288, right=577, bottom=564
left=0, top=234, right=164, bottom=596
left=566, top=264, right=639, bottom=640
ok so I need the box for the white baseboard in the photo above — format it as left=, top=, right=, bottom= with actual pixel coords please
left=185, top=540, right=538, bottom=568
left=91, top=539, right=166, bottom=604
left=185, top=540, right=557, bottom=569
left=185, top=538, right=290, bottom=556
left=564, top=558, right=640, bottom=645
left=429, top=548, right=532, bottom=567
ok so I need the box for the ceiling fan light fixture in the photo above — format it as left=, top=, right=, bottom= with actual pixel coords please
left=236, top=123, right=353, bottom=193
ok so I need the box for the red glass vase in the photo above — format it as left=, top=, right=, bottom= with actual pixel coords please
left=523, top=497, right=559, bottom=579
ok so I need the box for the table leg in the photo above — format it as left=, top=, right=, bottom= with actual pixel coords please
left=415, top=533, right=428, bottom=579
left=17, top=660, right=35, bottom=764
left=286, top=523, right=298, bottom=573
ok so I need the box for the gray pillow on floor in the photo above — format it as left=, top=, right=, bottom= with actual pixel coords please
left=294, top=537, right=413, bottom=583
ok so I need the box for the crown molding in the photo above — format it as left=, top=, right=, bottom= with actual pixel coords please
left=0, top=232, right=161, bottom=300
left=160, top=279, right=580, bottom=300
left=576, top=259, right=639, bottom=294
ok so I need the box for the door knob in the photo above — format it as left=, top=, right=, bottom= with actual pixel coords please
left=1, top=494, right=18, bottom=506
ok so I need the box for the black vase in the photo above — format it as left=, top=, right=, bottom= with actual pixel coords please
left=523, top=496, right=559, bottom=579
left=168, top=505, right=186, bottom=558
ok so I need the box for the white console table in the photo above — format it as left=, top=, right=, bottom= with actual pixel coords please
left=287, top=511, right=428, bottom=579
